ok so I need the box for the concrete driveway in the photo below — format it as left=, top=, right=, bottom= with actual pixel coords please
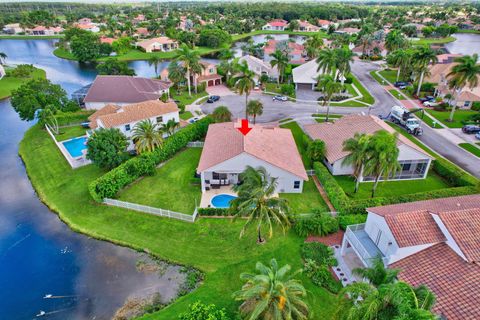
left=206, top=84, right=235, bottom=96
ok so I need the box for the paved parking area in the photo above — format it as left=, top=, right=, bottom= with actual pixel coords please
left=206, top=84, right=235, bottom=96
left=296, top=88, right=323, bottom=101
left=451, top=128, right=480, bottom=143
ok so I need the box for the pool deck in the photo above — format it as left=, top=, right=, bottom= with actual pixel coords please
left=45, top=125, right=91, bottom=169
left=200, top=186, right=237, bottom=208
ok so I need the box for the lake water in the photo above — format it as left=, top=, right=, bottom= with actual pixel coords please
left=0, top=39, right=187, bottom=320
left=445, top=33, right=480, bottom=56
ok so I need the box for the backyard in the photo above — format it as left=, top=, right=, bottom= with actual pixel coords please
left=117, top=147, right=203, bottom=214
left=0, top=66, right=46, bottom=99
left=280, top=179, right=328, bottom=214
left=426, top=109, right=479, bottom=128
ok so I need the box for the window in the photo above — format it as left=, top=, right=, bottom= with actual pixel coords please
left=294, top=181, right=300, bottom=189
left=401, top=162, right=411, bottom=172
left=125, top=124, right=131, bottom=131
left=415, top=162, right=428, bottom=174
left=156, top=116, right=163, bottom=123
left=464, top=101, right=471, bottom=107
left=209, top=68, right=214, bottom=74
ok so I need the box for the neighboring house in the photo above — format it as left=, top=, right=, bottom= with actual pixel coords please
left=136, top=37, right=179, bottom=53
left=133, top=14, right=146, bottom=24
left=304, top=115, right=433, bottom=181
left=160, top=61, right=222, bottom=87
left=262, top=19, right=289, bottom=31
left=2, top=23, right=24, bottom=34
left=263, top=39, right=306, bottom=64
left=74, top=23, right=100, bottom=33
left=88, top=100, right=179, bottom=150
left=352, top=40, right=387, bottom=57
left=134, top=27, right=150, bottom=38
left=425, top=62, right=480, bottom=109
left=197, top=121, right=308, bottom=193
left=292, top=59, right=325, bottom=90
left=83, top=75, right=172, bottom=110
left=341, top=194, right=480, bottom=320
left=238, top=55, right=279, bottom=83
left=317, top=19, right=335, bottom=30
left=296, top=20, right=320, bottom=32
left=335, top=27, right=361, bottom=35
left=77, top=18, right=92, bottom=25
left=100, top=36, right=116, bottom=45
left=178, top=16, right=193, bottom=31
left=27, top=26, right=64, bottom=36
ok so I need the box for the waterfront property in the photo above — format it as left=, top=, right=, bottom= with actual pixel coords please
left=304, top=115, right=433, bottom=181
left=292, top=59, right=326, bottom=91
left=160, top=61, right=222, bottom=87
left=135, top=37, right=179, bottom=53
left=340, top=194, right=480, bottom=320
left=83, top=75, right=172, bottom=110
left=197, top=121, right=308, bottom=194
left=263, top=39, right=306, bottom=64
left=87, top=100, right=180, bottom=150
left=262, top=19, right=289, bottom=31
left=238, top=54, right=279, bottom=84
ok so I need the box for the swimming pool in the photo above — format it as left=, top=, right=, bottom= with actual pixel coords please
left=62, top=136, right=88, bottom=158
left=211, top=194, right=237, bottom=208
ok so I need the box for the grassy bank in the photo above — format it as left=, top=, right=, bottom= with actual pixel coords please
left=412, top=36, right=456, bottom=45
left=0, top=66, right=46, bottom=99
left=425, top=109, right=478, bottom=128
left=19, top=124, right=337, bottom=319
left=0, top=34, right=63, bottom=40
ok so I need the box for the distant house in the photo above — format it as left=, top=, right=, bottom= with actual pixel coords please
left=160, top=61, right=222, bottom=87
left=88, top=100, right=179, bottom=150
left=317, top=19, right=335, bottom=30
left=262, top=19, right=289, bottom=31
left=135, top=37, right=179, bottom=53
left=352, top=40, right=387, bottom=57
left=75, top=23, right=100, bottom=33
left=238, top=55, right=278, bottom=83
left=296, top=20, right=320, bottom=32
left=335, top=27, right=360, bottom=35
left=28, top=26, right=63, bottom=36
left=83, top=75, right=172, bottom=110
left=133, top=14, right=146, bottom=24
left=341, top=194, right=480, bottom=320
left=77, top=18, right=92, bottom=25
left=197, top=121, right=308, bottom=193
left=134, top=27, right=150, bottom=38
left=2, top=23, right=24, bottom=35
left=304, top=114, right=433, bottom=181
left=264, top=39, right=306, bottom=64
left=100, top=36, right=116, bottom=45
left=292, top=59, right=325, bottom=90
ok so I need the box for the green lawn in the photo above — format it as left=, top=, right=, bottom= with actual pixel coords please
left=0, top=67, right=46, bottom=99
left=52, top=48, right=77, bottom=60
left=379, top=70, right=402, bottom=84
left=280, top=179, right=328, bottom=214
left=118, top=148, right=202, bottom=214
left=54, top=126, right=87, bottom=141
left=425, top=109, right=479, bottom=128
left=0, top=34, right=63, bottom=39
left=351, top=75, right=375, bottom=105
left=335, top=173, right=451, bottom=200
left=412, top=36, right=456, bottom=45
left=280, top=121, right=311, bottom=169
left=19, top=124, right=337, bottom=319
left=459, top=143, right=480, bottom=158
left=369, top=70, right=387, bottom=84
left=388, top=89, right=404, bottom=100
left=172, top=89, right=208, bottom=106
left=265, top=82, right=295, bottom=98
left=330, top=100, right=369, bottom=107
left=180, top=111, right=194, bottom=120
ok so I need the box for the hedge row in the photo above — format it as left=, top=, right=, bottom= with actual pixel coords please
left=314, top=159, right=479, bottom=215
left=197, top=207, right=232, bottom=216
left=89, top=117, right=213, bottom=202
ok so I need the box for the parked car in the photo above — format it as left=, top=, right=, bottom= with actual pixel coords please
left=254, top=85, right=260, bottom=91
left=394, top=81, right=409, bottom=89
left=206, top=95, right=220, bottom=103
left=462, top=125, right=480, bottom=134
left=189, top=117, right=199, bottom=124
left=419, top=96, right=435, bottom=103
left=423, top=100, right=440, bottom=107
left=476, top=132, right=480, bottom=140
left=273, top=95, right=288, bottom=101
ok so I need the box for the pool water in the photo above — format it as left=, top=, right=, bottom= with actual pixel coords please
left=62, top=136, right=88, bottom=158
left=211, top=194, right=237, bottom=208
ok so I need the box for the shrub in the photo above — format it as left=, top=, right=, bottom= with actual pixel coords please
left=9, top=64, right=35, bottom=78
left=338, top=214, right=367, bottom=230
left=313, top=162, right=349, bottom=211
left=89, top=117, right=213, bottom=201
left=197, top=207, right=231, bottom=216
left=293, top=211, right=339, bottom=237
left=55, top=110, right=94, bottom=126
left=86, top=128, right=129, bottom=170
left=301, top=242, right=336, bottom=267
left=179, top=301, right=230, bottom=320
left=471, top=102, right=480, bottom=111
left=304, top=259, right=341, bottom=293
left=420, top=82, right=435, bottom=93
left=344, top=75, right=353, bottom=84
left=280, top=83, right=295, bottom=96
left=432, top=158, right=478, bottom=187
left=307, top=139, right=325, bottom=162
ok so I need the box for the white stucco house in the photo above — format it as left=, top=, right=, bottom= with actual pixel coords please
left=292, top=59, right=325, bottom=91
left=87, top=100, right=179, bottom=150
left=238, top=55, right=279, bottom=84
left=340, top=194, right=480, bottom=320
left=262, top=19, right=289, bottom=31
left=197, top=122, right=308, bottom=193
left=304, top=115, right=433, bottom=181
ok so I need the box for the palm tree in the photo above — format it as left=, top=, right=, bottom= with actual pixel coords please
left=190, top=60, right=205, bottom=94
left=316, top=48, right=337, bottom=76
left=387, top=49, right=412, bottom=82
left=413, top=46, right=438, bottom=96
left=218, top=48, right=234, bottom=61
left=342, top=133, right=371, bottom=193
left=161, top=118, right=179, bottom=136
left=148, top=56, right=162, bottom=77
left=304, top=34, right=324, bottom=59
left=132, top=119, right=163, bottom=153
left=317, top=74, right=343, bottom=122
left=230, top=166, right=291, bottom=243
left=446, top=54, right=480, bottom=122
left=234, top=61, right=256, bottom=119
left=334, top=47, right=354, bottom=85
left=176, top=44, right=201, bottom=97
left=211, top=105, right=232, bottom=123
left=359, top=33, right=373, bottom=57
left=353, top=257, right=399, bottom=287
left=233, top=259, right=309, bottom=320
left=364, top=130, right=401, bottom=198
left=218, top=59, right=237, bottom=84
left=385, top=29, right=407, bottom=52
left=246, top=99, right=263, bottom=124
left=0, top=52, right=7, bottom=65
left=167, top=61, right=186, bottom=93
left=270, top=49, right=289, bottom=85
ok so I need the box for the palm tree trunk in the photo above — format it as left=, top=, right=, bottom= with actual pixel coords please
left=396, top=67, right=401, bottom=82
left=326, top=98, right=331, bottom=122
left=245, top=93, right=249, bottom=119
left=416, top=70, right=425, bottom=96
left=194, top=74, right=198, bottom=94
left=354, top=165, right=363, bottom=193
left=449, top=88, right=461, bottom=122
left=186, top=68, right=192, bottom=97
left=253, top=114, right=256, bottom=124
left=371, top=171, right=383, bottom=198
left=257, top=227, right=263, bottom=243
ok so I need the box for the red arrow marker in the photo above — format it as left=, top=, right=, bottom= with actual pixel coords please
left=237, top=119, right=252, bottom=136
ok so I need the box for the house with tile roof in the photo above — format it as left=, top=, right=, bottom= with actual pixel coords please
left=197, top=122, right=308, bottom=193
left=304, top=115, right=433, bottom=181
left=292, top=59, right=329, bottom=91
left=264, top=39, right=306, bottom=64
left=84, top=75, right=172, bottom=110
left=238, top=55, right=279, bottom=84
left=317, top=19, right=336, bottom=30
left=160, top=61, right=222, bottom=87
left=135, top=37, right=179, bottom=53
left=296, top=20, right=320, bottom=32
left=88, top=100, right=179, bottom=150
left=262, top=19, right=289, bottom=31
left=340, top=194, right=480, bottom=320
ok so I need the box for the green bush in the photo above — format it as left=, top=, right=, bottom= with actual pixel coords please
left=179, top=301, right=230, bottom=320
left=344, top=75, right=353, bottom=84
left=420, top=82, right=435, bottom=93
left=293, top=211, right=339, bottom=237
left=304, top=259, right=342, bottom=293
left=197, top=207, right=231, bottom=216
left=313, top=162, right=349, bottom=211
left=338, top=214, right=367, bottom=230
left=471, top=102, right=480, bottom=111
left=280, top=83, right=295, bottom=96
left=432, top=158, right=478, bottom=187
left=55, top=110, right=94, bottom=126
left=301, top=242, right=337, bottom=267
left=89, top=117, right=213, bottom=202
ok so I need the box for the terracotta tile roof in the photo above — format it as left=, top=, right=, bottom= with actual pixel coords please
left=317, top=19, right=332, bottom=26
left=267, top=19, right=288, bottom=27
left=197, top=74, right=222, bottom=82
left=197, top=122, right=308, bottom=180
left=96, top=100, right=178, bottom=128
left=136, top=37, right=178, bottom=50
left=84, top=76, right=171, bottom=104
left=304, top=114, right=431, bottom=163
left=88, top=104, right=120, bottom=129
left=384, top=210, right=446, bottom=247
left=391, top=243, right=480, bottom=320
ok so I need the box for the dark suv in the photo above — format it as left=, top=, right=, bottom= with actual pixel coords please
left=206, top=95, right=220, bottom=103
left=462, top=125, right=480, bottom=134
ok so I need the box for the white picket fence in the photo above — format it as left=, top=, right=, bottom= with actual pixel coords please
left=104, top=198, right=198, bottom=223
